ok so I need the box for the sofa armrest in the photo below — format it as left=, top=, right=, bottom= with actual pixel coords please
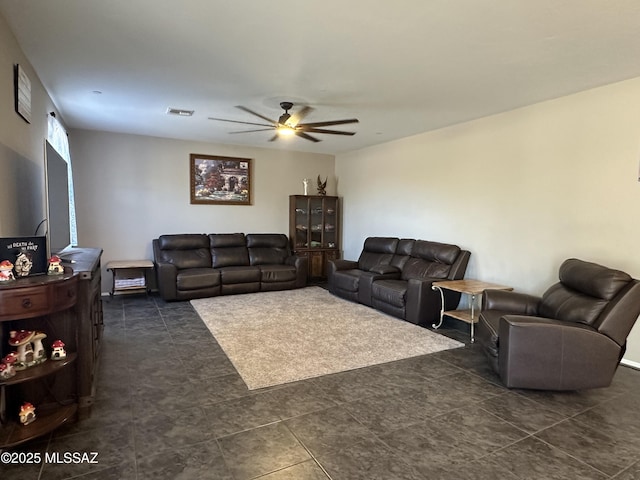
left=328, top=259, right=358, bottom=272
left=155, top=261, right=178, bottom=301
left=499, top=315, right=621, bottom=390
left=482, top=290, right=540, bottom=315
left=286, top=255, right=308, bottom=288
left=405, top=277, right=450, bottom=326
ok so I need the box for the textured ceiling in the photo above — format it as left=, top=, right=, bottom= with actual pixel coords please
left=2, top=0, right=640, bottom=154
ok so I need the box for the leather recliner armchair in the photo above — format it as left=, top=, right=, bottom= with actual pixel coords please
left=477, top=258, right=640, bottom=390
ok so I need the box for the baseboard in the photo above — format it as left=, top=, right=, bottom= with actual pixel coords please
left=621, top=358, right=640, bottom=370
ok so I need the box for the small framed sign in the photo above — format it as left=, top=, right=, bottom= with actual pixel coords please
left=0, top=236, right=48, bottom=277
left=15, top=64, right=32, bottom=123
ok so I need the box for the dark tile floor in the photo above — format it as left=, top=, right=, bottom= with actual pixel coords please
left=4, top=292, right=640, bottom=480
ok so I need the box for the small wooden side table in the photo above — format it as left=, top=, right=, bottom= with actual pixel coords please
left=432, top=279, right=513, bottom=343
left=105, top=260, right=155, bottom=296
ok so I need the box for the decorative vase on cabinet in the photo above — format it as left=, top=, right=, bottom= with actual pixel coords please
left=289, top=195, right=339, bottom=280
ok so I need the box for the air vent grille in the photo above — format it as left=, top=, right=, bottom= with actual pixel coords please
left=167, top=107, right=194, bottom=116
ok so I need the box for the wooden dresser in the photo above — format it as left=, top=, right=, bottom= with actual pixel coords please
left=0, top=247, right=102, bottom=447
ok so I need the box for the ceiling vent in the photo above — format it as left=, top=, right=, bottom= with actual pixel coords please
left=166, top=107, right=194, bottom=117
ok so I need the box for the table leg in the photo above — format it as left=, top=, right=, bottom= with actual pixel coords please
left=470, top=293, right=476, bottom=343
left=431, top=285, right=446, bottom=330
left=108, top=268, right=115, bottom=297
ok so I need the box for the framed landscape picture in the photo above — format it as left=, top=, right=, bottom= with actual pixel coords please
left=190, top=154, right=252, bottom=205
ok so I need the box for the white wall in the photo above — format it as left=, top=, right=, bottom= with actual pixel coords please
left=0, top=12, right=58, bottom=237
left=336, top=77, right=640, bottom=364
left=69, top=129, right=335, bottom=292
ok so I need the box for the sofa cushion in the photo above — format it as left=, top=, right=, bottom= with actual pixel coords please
left=176, top=268, right=220, bottom=291
left=539, top=283, right=608, bottom=327
left=357, top=237, right=399, bottom=271
left=390, top=239, right=414, bottom=270
left=259, top=264, right=297, bottom=283
left=210, top=233, right=249, bottom=268
left=247, top=234, right=290, bottom=265
left=538, top=259, right=633, bottom=327
left=158, top=233, right=208, bottom=250
left=558, top=258, right=632, bottom=301
left=401, top=240, right=460, bottom=281
left=371, top=279, right=407, bottom=308
left=157, top=234, right=211, bottom=269
left=218, top=265, right=260, bottom=284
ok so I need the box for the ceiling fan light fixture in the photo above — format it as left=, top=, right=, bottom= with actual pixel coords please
left=208, top=101, right=358, bottom=143
left=277, top=125, right=296, bottom=136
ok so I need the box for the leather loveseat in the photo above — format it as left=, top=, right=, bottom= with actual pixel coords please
left=328, top=237, right=471, bottom=326
left=153, top=233, right=307, bottom=301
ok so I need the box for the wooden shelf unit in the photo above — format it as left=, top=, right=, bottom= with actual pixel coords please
left=0, top=247, right=103, bottom=448
left=289, top=195, right=340, bottom=280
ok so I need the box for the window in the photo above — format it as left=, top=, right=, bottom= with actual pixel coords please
left=47, top=113, right=77, bottom=246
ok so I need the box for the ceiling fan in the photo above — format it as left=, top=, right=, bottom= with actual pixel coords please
left=208, top=102, right=358, bottom=143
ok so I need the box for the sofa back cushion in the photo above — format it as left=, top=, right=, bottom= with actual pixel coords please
left=539, top=258, right=632, bottom=327
left=209, top=233, right=249, bottom=268
left=156, top=234, right=211, bottom=269
left=390, top=239, right=414, bottom=270
left=401, top=240, right=461, bottom=280
left=358, top=237, right=399, bottom=271
left=247, top=234, right=290, bottom=265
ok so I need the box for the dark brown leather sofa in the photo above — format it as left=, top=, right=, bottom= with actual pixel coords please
left=153, top=233, right=307, bottom=301
left=328, top=237, right=471, bottom=326
left=477, top=258, right=640, bottom=390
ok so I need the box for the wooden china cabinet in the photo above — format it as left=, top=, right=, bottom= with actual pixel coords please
left=289, top=195, right=340, bottom=280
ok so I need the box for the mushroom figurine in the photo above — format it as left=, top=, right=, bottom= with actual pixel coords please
left=48, top=255, right=64, bottom=275
left=8, top=330, right=35, bottom=370
left=0, top=354, right=16, bottom=380
left=32, top=331, right=48, bottom=365
left=0, top=259, right=15, bottom=282
left=19, top=402, right=36, bottom=426
left=0, top=353, right=18, bottom=380
left=51, top=339, right=67, bottom=360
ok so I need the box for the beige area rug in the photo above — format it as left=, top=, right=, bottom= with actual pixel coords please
left=191, top=286, right=464, bottom=390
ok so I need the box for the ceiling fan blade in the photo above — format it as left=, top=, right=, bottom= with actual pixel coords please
left=208, top=117, right=273, bottom=128
left=235, top=105, right=278, bottom=125
left=298, top=118, right=359, bottom=128
left=295, top=131, right=321, bottom=143
left=228, top=128, right=276, bottom=134
left=303, top=128, right=356, bottom=136
left=289, top=105, right=314, bottom=125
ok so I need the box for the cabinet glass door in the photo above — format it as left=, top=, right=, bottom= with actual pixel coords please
left=293, top=197, right=310, bottom=248
left=323, top=197, right=338, bottom=248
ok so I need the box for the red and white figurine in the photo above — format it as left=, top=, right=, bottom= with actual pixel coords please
left=0, top=259, right=15, bottom=282
left=19, top=402, right=36, bottom=426
left=51, top=339, right=67, bottom=360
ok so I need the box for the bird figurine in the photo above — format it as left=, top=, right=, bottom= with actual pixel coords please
left=317, top=176, right=327, bottom=196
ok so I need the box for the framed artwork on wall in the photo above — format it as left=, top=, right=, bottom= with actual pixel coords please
left=14, top=64, right=31, bottom=123
left=190, top=154, right=252, bottom=205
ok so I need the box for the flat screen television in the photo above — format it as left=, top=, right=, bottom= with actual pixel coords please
left=45, top=140, right=73, bottom=256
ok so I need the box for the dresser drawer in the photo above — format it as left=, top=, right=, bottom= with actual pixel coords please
left=0, top=287, right=50, bottom=319
left=52, top=277, right=78, bottom=311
